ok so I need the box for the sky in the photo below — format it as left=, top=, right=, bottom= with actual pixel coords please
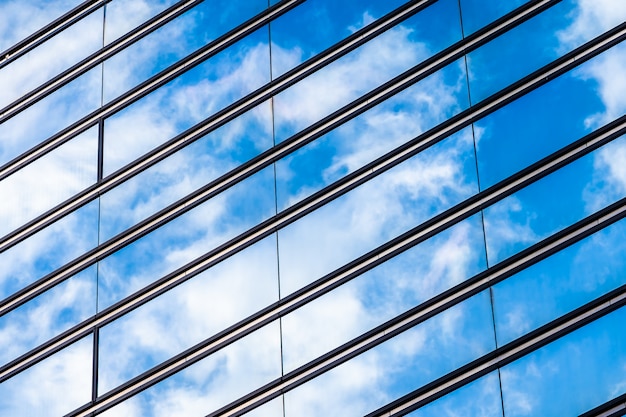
left=0, top=0, right=625, bottom=416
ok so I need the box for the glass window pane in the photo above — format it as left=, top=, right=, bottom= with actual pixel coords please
left=278, top=127, right=479, bottom=297
left=500, top=305, right=626, bottom=417
left=0, top=200, right=100, bottom=297
left=283, top=291, right=496, bottom=417
left=269, top=0, right=426, bottom=77
left=272, top=0, right=463, bottom=143
left=102, top=28, right=270, bottom=175
left=281, top=214, right=487, bottom=373
left=0, top=266, right=96, bottom=365
left=459, top=0, right=529, bottom=36
left=102, top=0, right=267, bottom=101
left=0, top=0, right=84, bottom=52
left=97, top=166, right=276, bottom=310
left=0, top=66, right=102, bottom=166
left=0, top=125, right=97, bottom=237
left=97, top=235, right=279, bottom=394
left=466, top=0, right=626, bottom=104
left=0, top=335, right=93, bottom=417
left=275, top=63, right=471, bottom=211
left=99, top=101, right=272, bottom=242
left=483, top=133, right=626, bottom=265
left=475, top=44, right=626, bottom=189
left=492, top=216, right=626, bottom=346
left=98, top=322, right=282, bottom=417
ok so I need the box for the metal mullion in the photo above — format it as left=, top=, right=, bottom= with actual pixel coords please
left=0, top=0, right=439, bottom=254
left=68, top=196, right=626, bottom=417
left=0, top=0, right=109, bottom=70
left=0, top=11, right=621, bottom=324
left=0, top=0, right=203, bottom=124
left=5, top=114, right=625, bottom=407
left=0, top=0, right=305, bottom=183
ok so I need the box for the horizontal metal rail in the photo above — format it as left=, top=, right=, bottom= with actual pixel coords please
left=0, top=0, right=440, bottom=252
left=0, top=2, right=619, bottom=323
left=0, top=0, right=204, bottom=123
left=366, top=283, right=626, bottom=416
left=69, top=174, right=626, bottom=417
left=0, top=0, right=109, bottom=70
left=0, top=0, right=305, bottom=182
left=0, top=5, right=622, bottom=387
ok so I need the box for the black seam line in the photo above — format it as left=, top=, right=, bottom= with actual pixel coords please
left=0, top=0, right=437, bottom=250
left=580, top=392, right=626, bottom=417
left=9, top=112, right=626, bottom=408
left=364, top=284, right=626, bottom=417
left=0, top=13, right=620, bottom=362
left=68, top=194, right=626, bottom=417
left=0, top=0, right=558, bottom=257
left=0, top=0, right=203, bottom=124
left=0, top=0, right=110, bottom=70
left=0, top=6, right=619, bottom=325
left=0, top=0, right=305, bottom=183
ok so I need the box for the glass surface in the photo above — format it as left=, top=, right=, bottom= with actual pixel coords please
left=98, top=100, right=273, bottom=242
left=459, top=0, right=528, bottom=37
left=97, top=166, right=276, bottom=310
left=406, top=371, right=503, bottom=417
left=278, top=127, right=479, bottom=297
left=475, top=43, right=626, bottom=189
left=272, top=0, right=463, bottom=143
left=0, top=7, right=102, bottom=108
left=103, top=0, right=178, bottom=44
left=483, top=134, right=626, bottom=265
left=500, top=305, right=626, bottom=417
left=0, top=125, right=97, bottom=238
left=0, top=335, right=93, bottom=417
left=97, top=235, right=279, bottom=393
left=283, top=290, right=496, bottom=417
left=102, top=27, right=270, bottom=175
left=0, top=199, right=100, bottom=298
left=98, top=322, right=282, bottom=417
left=0, top=0, right=84, bottom=52
left=268, top=0, right=415, bottom=77
left=281, top=214, right=487, bottom=373
left=102, top=0, right=267, bottom=102
left=0, top=266, right=96, bottom=365
left=0, top=66, right=102, bottom=166
left=275, top=62, right=471, bottom=211
left=242, top=397, right=284, bottom=417
left=492, top=216, right=626, bottom=346
left=466, top=0, right=626, bottom=104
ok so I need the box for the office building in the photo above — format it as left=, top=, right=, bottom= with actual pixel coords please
left=0, top=0, right=625, bottom=415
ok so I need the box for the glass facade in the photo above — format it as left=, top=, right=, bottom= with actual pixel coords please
left=0, top=0, right=625, bottom=416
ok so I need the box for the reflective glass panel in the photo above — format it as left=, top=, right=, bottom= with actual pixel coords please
left=275, top=62, right=471, bottom=211
left=0, top=199, right=99, bottom=297
left=0, top=125, right=97, bottom=237
left=0, top=266, right=96, bottom=366
left=283, top=291, right=496, bottom=417
left=272, top=0, right=463, bottom=143
left=97, top=235, right=279, bottom=393
left=0, top=336, right=93, bottom=417
left=492, top=216, right=626, bottom=346
left=102, top=0, right=267, bottom=101
left=500, top=305, right=626, bottom=417
left=102, top=27, right=270, bottom=175
left=278, top=127, right=479, bottom=297
left=97, top=166, right=276, bottom=310
left=98, top=322, right=282, bottom=417
left=98, top=100, right=272, bottom=242
left=281, top=214, right=487, bottom=373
